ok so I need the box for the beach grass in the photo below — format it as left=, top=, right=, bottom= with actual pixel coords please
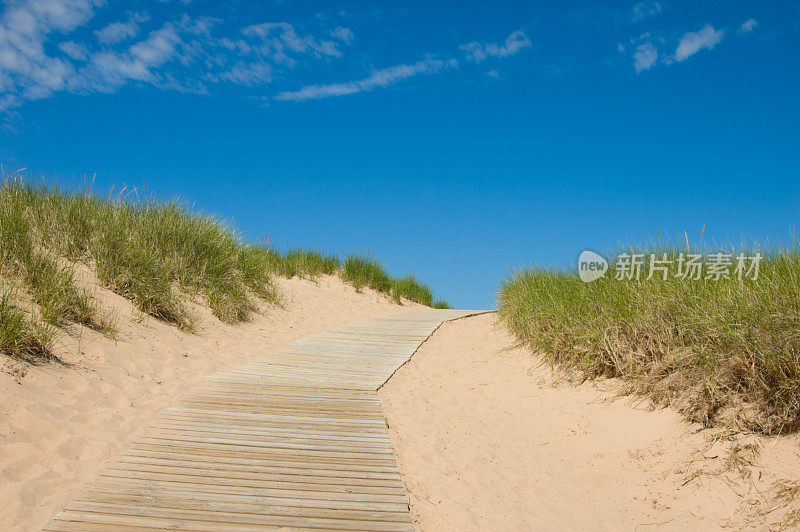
left=340, top=254, right=440, bottom=306
left=264, top=248, right=340, bottom=279
left=497, top=245, right=800, bottom=434
left=0, top=291, right=56, bottom=362
left=0, top=178, right=450, bottom=360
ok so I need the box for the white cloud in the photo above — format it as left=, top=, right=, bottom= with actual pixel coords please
left=632, top=1, right=661, bottom=21
left=0, top=1, right=356, bottom=110
left=460, top=30, right=531, bottom=63
left=58, top=40, right=88, bottom=60
left=214, top=62, right=272, bottom=86
left=674, top=24, right=725, bottom=62
left=633, top=43, right=657, bottom=72
left=0, top=0, right=101, bottom=109
left=243, top=22, right=343, bottom=60
left=0, top=93, right=20, bottom=111
left=77, top=25, right=182, bottom=92
left=95, top=14, right=149, bottom=45
left=739, top=19, right=758, bottom=33
left=330, top=26, right=354, bottom=45
left=0, top=2, right=526, bottom=112
left=14, top=0, right=98, bottom=33
left=276, top=58, right=450, bottom=101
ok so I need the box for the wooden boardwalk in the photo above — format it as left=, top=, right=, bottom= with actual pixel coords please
left=45, top=309, right=482, bottom=531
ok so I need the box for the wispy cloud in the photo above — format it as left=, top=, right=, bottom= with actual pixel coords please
left=242, top=22, right=344, bottom=61
left=621, top=20, right=740, bottom=73
left=739, top=18, right=758, bottom=33
left=275, top=58, right=452, bottom=101
left=632, top=1, right=661, bottom=22
left=673, top=24, right=725, bottom=62
left=460, top=30, right=531, bottom=63
left=0, top=0, right=101, bottom=108
left=213, top=62, right=272, bottom=86
left=58, top=41, right=89, bottom=60
left=276, top=27, right=531, bottom=103
left=0, top=2, right=530, bottom=113
left=633, top=43, right=658, bottom=73
left=0, top=1, right=357, bottom=112
left=330, top=26, right=354, bottom=44
left=81, top=24, right=183, bottom=91
left=95, top=13, right=149, bottom=44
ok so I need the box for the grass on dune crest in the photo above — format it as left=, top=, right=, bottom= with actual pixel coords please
left=339, top=254, right=442, bottom=307
left=263, top=248, right=340, bottom=279
left=498, top=245, right=800, bottom=434
left=0, top=185, right=114, bottom=335
left=0, top=178, right=451, bottom=361
left=340, top=254, right=393, bottom=293
left=10, top=184, right=269, bottom=327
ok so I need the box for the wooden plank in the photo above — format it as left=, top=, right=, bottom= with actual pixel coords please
left=79, top=485, right=410, bottom=512
left=47, top=509, right=413, bottom=531
left=113, top=456, right=403, bottom=480
left=45, top=309, right=486, bottom=531
left=67, top=496, right=413, bottom=523
left=90, top=477, right=411, bottom=504
left=101, top=465, right=405, bottom=489
left=96, top=469, right=408, bottom=495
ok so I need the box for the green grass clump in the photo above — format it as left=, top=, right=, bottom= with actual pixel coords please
left=0, top=184, right=108, bottom=331
left=432, top=299, right=452, bottom=309
left=238, top=245, right=280, bottom=300
left=265, top=249, right=340, bottom=279
left=2, top=181, right=282, bottom=326
left=391, top=274, right=434, bottom=306
left=340, top=254, right=446, bottom=307
left=0, top=179, right=282, bottom=336
left=498, top=245, right=800, bottom=434
left=340, top=254, right=393, bottom=293
left=0, top=291, right=56, bottom=362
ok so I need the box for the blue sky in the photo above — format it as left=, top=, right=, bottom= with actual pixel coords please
left=1, top=0, right=798, bottom=309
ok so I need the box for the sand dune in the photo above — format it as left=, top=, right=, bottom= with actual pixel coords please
left=380, top=313, right=800, bottom=530
left=0, top=272, right=421, bottom=531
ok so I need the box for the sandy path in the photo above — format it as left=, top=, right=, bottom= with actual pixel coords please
left=0, top=273, right=421, bottom=531
left=379, top=313, right=800, bottom=530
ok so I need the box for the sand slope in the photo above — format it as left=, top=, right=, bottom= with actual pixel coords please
left=0, top=272, right=421, bottom=531
left=380, top=313, right=800, bottom=530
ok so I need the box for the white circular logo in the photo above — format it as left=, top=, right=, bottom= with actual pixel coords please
left=578, top=250, right=608, bottom=282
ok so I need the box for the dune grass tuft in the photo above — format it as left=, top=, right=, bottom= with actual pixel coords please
left=391, top=274, right=435, bottom=306
left=432, top=299, right=453, bottom=309
left=498, top=245, right=800, bottom=434
left=0, top=179, right=283, bottom=339
left=264, top=249, right=341, bottom=279
left=339, top=254, right=444, bottom=307
left=0, top=184, right=109, bottom=331
left=340, top=254, right=393, bottom=293
left=0, top=178, right=450, bottom=360
left=0, top=291, right=56, bottom=362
